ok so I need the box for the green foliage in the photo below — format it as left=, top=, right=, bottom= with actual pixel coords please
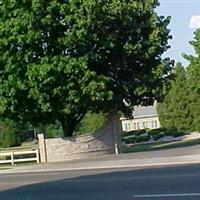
left=123, top=136, right=136, bottom=144
left=75, top=112, right=107, bottom=135
left=45, top=122, right=62, bottom=138
left=79, top=0, right=173, bottom=115
left=122, top=129, right=147, bottom=137
left=157, top=63, right=193, bottom=130
left=148, top=128, right=166, bottom=141
left=0, top=0, right=173, bottom=136
left=0, top=0, right=111, bottom=137
left=135, top=135, right=151, bottom=143
left=122, top=127, right=188, bottom=144
left=0, top=120, right=21, bottom=148
left=184, top=28, right=200, bottom=132
left=158, top=29, right=200, bottom=132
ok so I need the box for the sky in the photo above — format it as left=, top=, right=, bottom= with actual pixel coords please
left=157, top=0, right=200, bottom=67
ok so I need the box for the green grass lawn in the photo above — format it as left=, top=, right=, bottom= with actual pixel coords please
left=0, top=142, right=39, bottom=170
left=0, top=161, right=37, bottom=170
left=123, top=138, right=200, bottom=153
left=0, top=141, right=38, bottom=152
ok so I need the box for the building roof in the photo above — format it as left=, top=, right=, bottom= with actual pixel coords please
left=132, top=105, right=158, bottom=119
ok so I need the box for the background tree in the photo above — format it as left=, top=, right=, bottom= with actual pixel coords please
left=184, top=28, right=200, bottom=131
left=157, top=63, right=192, bottom=130
left=0, top=0, right=173, bottom=137
left=0, top=119, right=21, bottom=148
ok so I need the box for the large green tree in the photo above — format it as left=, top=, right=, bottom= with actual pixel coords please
left=73, top=0, right=173, bottom=114
left=0, top=0, right=111, bottom=137
left=0, top=0, right=173, bottom=137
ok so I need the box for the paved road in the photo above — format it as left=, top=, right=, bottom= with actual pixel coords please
left=2, top=145, right=200, bottom=174
left=1, top=164, right=200, bottom=200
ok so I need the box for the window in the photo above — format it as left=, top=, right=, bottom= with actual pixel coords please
left=137, top=122, right=140, bottom=130
left=124, top=123, right=130, bottom=131
left=142, top=121, right=148, bottom=129
left=151, top=120, right=158, bottom=129
left=134, top=122, right=137, bottom=130
left=155, top=120, right=158, bottom=128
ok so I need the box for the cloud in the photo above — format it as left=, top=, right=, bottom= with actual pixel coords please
left=189, top=15, right=200, bottom=29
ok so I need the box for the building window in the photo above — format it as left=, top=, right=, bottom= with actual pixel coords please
left=124, top=123, right=130, bottom=131
left=134, top=122, right=137, bottom=130
left=151, top=120, right=158, bottom=129
left=131, top=123, right=135, bottom=131
left=142, top=121, right=148, bottom=129
left=155, top=120, right=158, bottom=128
left=137, top=122, right=140, bottom=130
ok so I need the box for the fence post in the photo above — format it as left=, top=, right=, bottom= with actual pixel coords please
left=35, top=149, right=40, bottom=163
left=38, top=134, right=47, bottom=163
left=11, top=151, right=14, bottom=165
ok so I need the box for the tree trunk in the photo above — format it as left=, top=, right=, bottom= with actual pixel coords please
left=108, top=109, right=122, bottom=154
left=60, top=120, right=74, bottom=137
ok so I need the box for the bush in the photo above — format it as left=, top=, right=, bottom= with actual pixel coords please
left=122, top=129, right=147, bottom=137
left=135, top=135, right=151, bottom=143
left=124, top=136, right=136, bottom=144
left=1, top=120, right=21, bottom=148
left=147, top=128, right=166, bottom=141
left=45, top=122, right=62, bottom=138
left=75, top=112, right=107, bottom=135
left=172, top=131, right=187, bottom=137
left=152, top=134, right=163, bottom=141
left=168, top=126, right=178, bottom=132
left=163, top=128, right=187, bottom=138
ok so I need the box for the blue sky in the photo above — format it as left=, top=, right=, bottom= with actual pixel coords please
left=157, top=0, right=200, bottom=66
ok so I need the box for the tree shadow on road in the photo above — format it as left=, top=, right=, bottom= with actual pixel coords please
left=1, top=164, right=200, bottom=200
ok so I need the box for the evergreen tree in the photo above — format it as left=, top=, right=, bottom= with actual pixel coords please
left=158, top=63, right=192, bottom=130
left=184, top=28, right=200, bottom=131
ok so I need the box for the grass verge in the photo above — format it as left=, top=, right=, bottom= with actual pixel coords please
left=0, top=162, right=37, bottom=170
left=0, top=142, right=38, bottom=152
left=123, top=138, right=200, bottom=153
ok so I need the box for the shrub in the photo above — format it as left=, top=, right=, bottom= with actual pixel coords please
left=45, top=122, right=62, bottom=138
left=135, top=135, right=151, bottom=143
left=163, top=130, right=175, bottom=137
left=168, top=126, right=178, bottom=132
left=152, top=134, right=163, bottom=141
left=122, top=129, right=147, bottom=137
left=75, top=112, right=107, bottom=135
left=147, top=128, right=166, bottom=141
left=124, top=136, right=136, bottom=144
left=172, top=131, right=187, bottom=137
left=1, top=121, right=21, bottom=148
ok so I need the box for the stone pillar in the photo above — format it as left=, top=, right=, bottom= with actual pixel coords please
left=37, top=134, right=47, bottom=163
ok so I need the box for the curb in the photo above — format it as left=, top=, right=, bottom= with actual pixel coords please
left=2, top=160, right=200, bottom=175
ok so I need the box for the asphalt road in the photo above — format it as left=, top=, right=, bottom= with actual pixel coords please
left=1, top=164, right=200, bottom=200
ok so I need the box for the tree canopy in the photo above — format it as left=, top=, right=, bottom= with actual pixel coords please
left=74, top=0, right=173, bottom=113
left=0, top=0, right=173, bottom=136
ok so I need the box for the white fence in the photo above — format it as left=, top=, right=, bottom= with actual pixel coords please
left=0, top=149, right=40, bottom=165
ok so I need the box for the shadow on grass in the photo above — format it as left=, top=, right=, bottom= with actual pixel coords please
left=1, top=164, right=200, bottom=200
left=123, top=139, right=200, bottom=153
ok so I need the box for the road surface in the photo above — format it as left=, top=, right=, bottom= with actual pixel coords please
left=1, top=164, right=200, bottom=200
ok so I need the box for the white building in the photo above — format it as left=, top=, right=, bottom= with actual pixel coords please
left=121, top=105, right=160, bottom=132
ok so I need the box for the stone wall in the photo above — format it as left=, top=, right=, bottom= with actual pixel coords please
left=38, top=112, right=122, bottom=163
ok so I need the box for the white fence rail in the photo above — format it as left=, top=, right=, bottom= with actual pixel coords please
left=0, top=149, right=40, bottom=165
